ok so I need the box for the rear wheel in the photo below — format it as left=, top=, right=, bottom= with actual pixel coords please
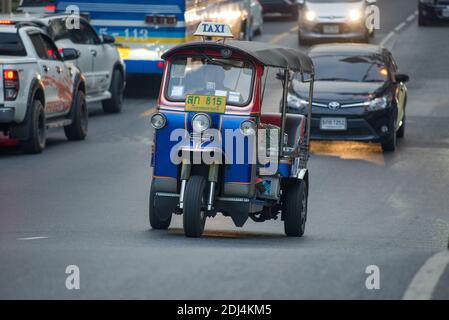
left=149, top=181, right=172, bottom=230
left=102, top=70, right=124, bottom=114
left=64, top=90, right=88, bottom=141
left=21, top=99, right=46, bottom=154
left=183, top=175, right=207, bottom=237
left=284, top=179, right=308, bottom=237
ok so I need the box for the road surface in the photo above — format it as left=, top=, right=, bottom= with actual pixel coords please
left=1, top=0, right=448, bottom=299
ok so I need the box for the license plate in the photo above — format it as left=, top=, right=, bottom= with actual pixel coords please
left=323, top=25, right=339, bottom=34
left=320, top=118, right=347, bottom=131
left=185, top=94, right=226, bottom=113
left=442, top=8, right=449, bottom=17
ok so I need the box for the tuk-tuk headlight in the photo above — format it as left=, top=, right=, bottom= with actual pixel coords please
left=150, top=113, right=166, bottom=129
left=192, top=113, right=211, bottom=133
left=240, top=120, right=256, bottom=136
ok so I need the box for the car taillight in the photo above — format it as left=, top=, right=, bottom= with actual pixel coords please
left=3, top=70, right=19, bottom=101
left=145, top=15, right=177, bottom=25
left=44, top=5, right=56, bottom=12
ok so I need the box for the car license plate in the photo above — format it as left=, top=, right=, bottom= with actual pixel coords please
left=323, top=25, right=339, bottom=34
left=442, top=7, right=449, bottom=17
left=185, top=94, right=226, bottom=113
left=320, top=118, right=347, bottom=131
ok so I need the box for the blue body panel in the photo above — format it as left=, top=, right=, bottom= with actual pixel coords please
left=153, top=110, right=257, bottom=183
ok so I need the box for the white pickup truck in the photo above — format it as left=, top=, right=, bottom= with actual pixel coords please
left=0, top=21, right=87, bottom=153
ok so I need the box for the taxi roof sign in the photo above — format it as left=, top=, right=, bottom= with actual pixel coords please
left=194, top=22, right=234, bottom=38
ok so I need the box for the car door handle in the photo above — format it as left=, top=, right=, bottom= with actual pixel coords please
left=90, top=49, right=97, bottom=57
left=42, top=65, right=49, bottom=73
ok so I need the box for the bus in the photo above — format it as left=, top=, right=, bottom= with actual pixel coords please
left=55, top=0, right=251, bottom=75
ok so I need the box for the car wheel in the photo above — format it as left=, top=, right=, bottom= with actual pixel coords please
left=183, top=175, right=207, bottom=237
left=102, top=70, right=124, bottom=114
left=381, top=117, right=397, bottom=152
left=418, top=14, right=428, bottom=26
left=298, top=32, right=310, bottom=46
left=284, top=179, right=308, bottom=237
left=64, top=90, right=88, bottom=141
left=149, top=181, right=172, bottom=230
left=21, top=99, right=46, bottom=154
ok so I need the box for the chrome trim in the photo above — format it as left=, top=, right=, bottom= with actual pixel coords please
left=312, top=101, right=370, bottom=109
left=155, top=192, right=179, bottom=197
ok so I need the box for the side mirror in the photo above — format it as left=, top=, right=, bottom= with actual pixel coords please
left=297, top=0, right=305, bottom=7
left=61, top=48, right=80, bottom=61
left=395, top=73, right=409, bottom=83
left=102, top=34, right=115, bottom=44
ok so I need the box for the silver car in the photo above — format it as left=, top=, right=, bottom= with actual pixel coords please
left=298, top=0, right=375, bottom=45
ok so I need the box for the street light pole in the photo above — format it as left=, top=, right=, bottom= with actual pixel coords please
left=1, top=0, right=13, bottom=14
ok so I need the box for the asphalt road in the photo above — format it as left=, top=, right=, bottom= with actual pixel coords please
left=1, top=0, right=449, bottom=299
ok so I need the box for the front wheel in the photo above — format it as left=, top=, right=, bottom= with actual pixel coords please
left=381, top=122, right=397, bottom=152
left=183, top=176, right=207, bottom=237
left=284, top=179, right=308, bottom=237
left=102, top=70, right=124, bottom=114
left=149, top=181, right=172, bottom=230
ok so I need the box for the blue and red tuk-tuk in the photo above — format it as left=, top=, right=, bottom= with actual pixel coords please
left=149, top=22, right=315, bottom=237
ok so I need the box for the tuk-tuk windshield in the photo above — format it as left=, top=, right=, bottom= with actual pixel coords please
left=166, top=57, right=254, bottom=106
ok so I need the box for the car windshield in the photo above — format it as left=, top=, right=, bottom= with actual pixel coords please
left=0, top=33, right=27, bottom=56
left=166, top=57, right=254, bottom=106
left=310, top=54, right=389, bottom=82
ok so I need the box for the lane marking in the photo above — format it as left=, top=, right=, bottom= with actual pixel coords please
left=403, top=251, right=449, bottom=300
left=289, top=26, right=299, bottom=32
left=270, top=31, right=290, bottom=44
left=380, top=10, right=418, bottom=47
left=17, top=236, right=48, bottom=241
left=140, top=107, right=156, bottom=118
left=394, top=22, right=407, bottom=32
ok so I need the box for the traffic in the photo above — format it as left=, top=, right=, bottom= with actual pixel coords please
left=1, top=0, right=449, bottom=300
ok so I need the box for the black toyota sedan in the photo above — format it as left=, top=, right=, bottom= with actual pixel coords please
left=418, top=0, right=449, bottom=26
left=286, top=44, right=409, bottom=152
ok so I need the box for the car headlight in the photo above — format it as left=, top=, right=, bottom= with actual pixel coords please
left=240, top=120, right=256, bottom=136
left=287, top=93, right=308, bottom=110
left=348, top=9, right=362, bottom=22
left=192, top=113, right=211, bottom=133
left=305, top=10, right=316, bottom=22
left=367, top=97, right=388, bottom=111
left=150, top=113, right=166, bottom=129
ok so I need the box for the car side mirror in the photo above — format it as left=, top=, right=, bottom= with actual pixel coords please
left=296, top=0, right=305, bottom=7
left=61, top=48, right=80, bottom=61
left=395, top=73, right=409, bottom=83
left=102, top=34, right=115, bottom=44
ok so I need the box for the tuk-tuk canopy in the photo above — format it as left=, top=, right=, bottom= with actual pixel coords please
left=161, top=40, right=314, bottom=74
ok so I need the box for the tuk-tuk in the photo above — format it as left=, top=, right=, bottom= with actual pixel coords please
left=149, top=22, right=315, bottom=237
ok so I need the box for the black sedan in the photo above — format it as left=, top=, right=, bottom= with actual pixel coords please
left=259, top=0, right=300, bottom=20
left=286, top=44, right=409, bottom=152
left=418, top=0, right=449, bottom=26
